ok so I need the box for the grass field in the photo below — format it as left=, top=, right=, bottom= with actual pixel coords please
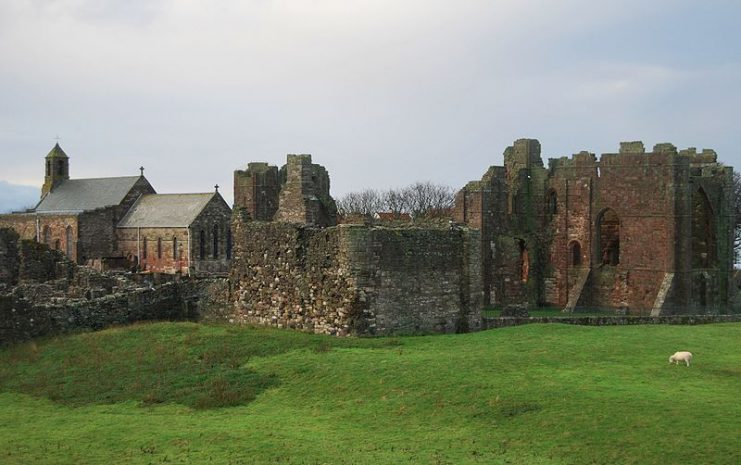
left=1, top=322, right=739, bottom=464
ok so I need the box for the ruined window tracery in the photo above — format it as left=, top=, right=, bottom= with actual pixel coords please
left=547, top=190, right=557, bottom=215
left=691, top=188, right=716, bottom=268
left=597, top=208, right=620, bottom=266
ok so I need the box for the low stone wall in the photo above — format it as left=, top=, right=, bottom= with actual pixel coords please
left=0, top=283, right=189, bottom=346
left=482, top=314, right=741, bottom=329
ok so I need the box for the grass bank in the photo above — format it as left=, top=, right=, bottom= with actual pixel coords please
left=1, top=322, right=739, bottom=464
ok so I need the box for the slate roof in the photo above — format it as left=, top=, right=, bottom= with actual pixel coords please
left=35, top=176, right=142, bottom=213
left=117, top=193, right=217, bottom=228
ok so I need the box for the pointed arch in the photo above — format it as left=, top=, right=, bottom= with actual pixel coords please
left=546, top=189, right=557, bottom=216
left=212, top=224, right=219, bottom=259
left=691, top=187, right=716, bottom=268
left=597, top=208, right=620, bottom=266
left=569, top=240, right=582, bottom=266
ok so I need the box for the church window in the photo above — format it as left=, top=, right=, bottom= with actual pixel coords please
left=65, top=226, right=73, bottom=258
left=46, top=160, right=51, bottom=177
left=226, top=229, right=232, bottom=260
left=157, top=237, right=162, bottom=259
left=173, top=237, right=178, bottom=259
left=42, top=226, right=51, bottom=245
left=56, top=159, right=64, bottom=176
left=143, top=237, right=148, bottom=259
left=212, top=224, right=219, bottom=259
left=199, top=230, right=205, bottom=259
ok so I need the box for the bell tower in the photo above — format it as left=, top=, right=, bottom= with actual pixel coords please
left=41, top=143, right=70, bottom=198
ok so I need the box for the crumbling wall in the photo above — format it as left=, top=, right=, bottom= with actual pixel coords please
left=0, top=228, right=20, bottom=286
left=224, top=221, right=482, bottom=336
left=233, top=154, right=338, bottom=227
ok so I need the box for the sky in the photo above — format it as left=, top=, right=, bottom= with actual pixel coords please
left=1, top=0, right=740, bottom=211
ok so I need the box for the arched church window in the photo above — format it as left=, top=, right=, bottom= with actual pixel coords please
left=199, top=230, right=205, bottom=259
left=212, top=224, right=219, bottom=259
left=65, top=226, right=73, bottom=258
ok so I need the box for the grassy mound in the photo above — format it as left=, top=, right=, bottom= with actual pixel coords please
left=1, top=322, right=739, bottom=464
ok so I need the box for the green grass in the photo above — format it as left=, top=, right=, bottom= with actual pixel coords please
left=1, top=322, right=739, bottom=465
left=482, top=306, right=613, bottom=317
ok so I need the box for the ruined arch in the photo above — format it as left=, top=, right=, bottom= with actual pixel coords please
left=597, top=208, right=620, bottom=266
left=569, top=240, right=582, bottom=266
left=691, top=187, right=716, bottom=268
left=546, top=189, right=557, bottom=216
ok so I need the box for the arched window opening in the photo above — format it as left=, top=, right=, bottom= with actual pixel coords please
left=569, top=241, right=582, bottom=266
left=517, top=239, right=529, bottom=283
left=56, top=159, right=64, bottom=176
left=65, top=226, right=73, bottom=258
left=598, top=208, right=620, bottom=266
left=547, top=190, right=557, bottom=215
left=697, top=274, right=707, bottom=308
left=212, top=224, right=219, bottom=259
left=199, top=230, right=205, bottom=259
left=142, top=237, right=148, bottom=259
left=173, top=237, right=178, bottom=260
left=691, top=188, right=716, bottom=268
left=157, top=237, right=162, bottom=259
left=226, top=229, right=232, bottom=260
left=54, top=239, right=61, bottom=250
left=42, top=226, right=51, bottom=246
left=46, top=160, right=51, bottom=177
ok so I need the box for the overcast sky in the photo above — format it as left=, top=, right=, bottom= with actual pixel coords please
left=1, top=0, right=740, bottom=210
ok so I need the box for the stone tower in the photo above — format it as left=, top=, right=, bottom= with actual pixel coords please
left=41, top=143, right=70, bottom=198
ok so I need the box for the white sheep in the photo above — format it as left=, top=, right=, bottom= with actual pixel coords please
left=669, top=351, right=693, bottom=367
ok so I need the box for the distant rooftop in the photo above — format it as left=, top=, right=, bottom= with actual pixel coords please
left=35, top=176, right=142, bottom=213
left=117, top=193, right=218, bottom=228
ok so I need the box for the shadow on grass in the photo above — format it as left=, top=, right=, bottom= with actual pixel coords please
left=0, top=323, right=400, bottom=410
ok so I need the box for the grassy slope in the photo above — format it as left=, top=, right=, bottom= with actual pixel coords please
left=0, top=322, right=739, bottom=465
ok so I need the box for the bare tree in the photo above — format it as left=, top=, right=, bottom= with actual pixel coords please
left=336, top=189, right=383, bottom=216
left=404, top=181, right=455, bottom=218
left=383, top=188, right=410, bottom=217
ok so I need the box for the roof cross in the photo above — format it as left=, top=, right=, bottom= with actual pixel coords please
left=215, top=184, right=219, bottom=192
left=139, top=166, right=145, bottom=176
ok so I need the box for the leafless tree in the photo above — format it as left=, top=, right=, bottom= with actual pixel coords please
left=337, top=181, right=455, bottom=219
left=336, top=189, right=383, bottom=216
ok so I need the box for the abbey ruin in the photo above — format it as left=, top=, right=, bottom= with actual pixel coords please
left=0, top=139, right=736, bottom=341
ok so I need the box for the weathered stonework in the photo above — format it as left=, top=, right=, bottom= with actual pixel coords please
left=455, top=139, right=735, bottom=315
left=225, top=220, right=482, bottom=336
left=234, top=154, right=338, bottom=227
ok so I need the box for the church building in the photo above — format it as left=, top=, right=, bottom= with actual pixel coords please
left=0, top=144, right=232, bottom=274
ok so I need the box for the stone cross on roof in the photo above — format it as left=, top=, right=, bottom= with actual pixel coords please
left=139, top=166, right=144, bottom=176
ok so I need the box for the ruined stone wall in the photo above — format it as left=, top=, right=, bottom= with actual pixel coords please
left=457, top=139, right=734, bottom=314
left=275, top=154, right=338, bottom=227
left=224, top=221, right=482, bottom=336
left=233, top=162, right=280, bottom=221
left=0, top=228, right=20, bottom=286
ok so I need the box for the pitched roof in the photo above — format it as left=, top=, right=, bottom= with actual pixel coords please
left=117, top=193, right=219, bottom=228
left=35, top=176, right=142, bottom=213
